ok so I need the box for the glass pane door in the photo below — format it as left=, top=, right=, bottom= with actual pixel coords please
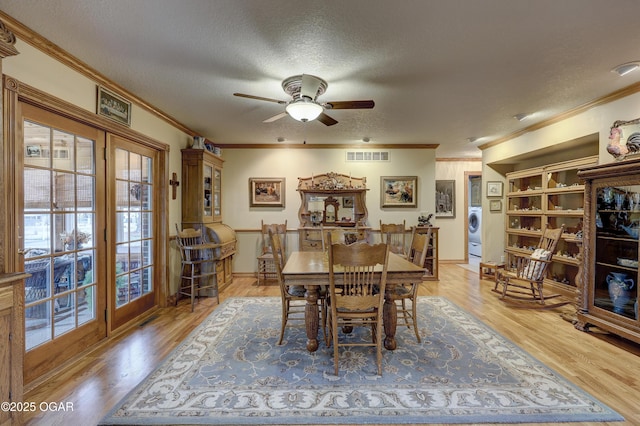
left=114, top=148, right=154, bottom=307
left=22, top=120, right=99, bottom=350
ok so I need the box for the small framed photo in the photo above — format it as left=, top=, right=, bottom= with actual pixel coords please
left=249, top=177, right=285, bottom=207
left=489, top=199, right=502, bottom=212
left=381, top=176, right=417, bottom=208
left=435, top=180, right=455, bottom=218
left=342, top=197, right=354, bottom=208
left=97, top=86, right=132, bottom=126
left=486, top=181, right=503, bottom=197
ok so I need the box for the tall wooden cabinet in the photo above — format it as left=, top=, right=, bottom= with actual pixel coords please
left=505, top=156, right=598, bottom=298
left=181, top=148, right=222, bottom=226
left=0, top=273, right=28, bottom=426
left=576, top=157, right=640, bottom=344
left=180, top=149, right=236, bottom=292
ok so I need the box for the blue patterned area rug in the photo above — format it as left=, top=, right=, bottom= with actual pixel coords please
left=101, top=297, right=622, bottom=425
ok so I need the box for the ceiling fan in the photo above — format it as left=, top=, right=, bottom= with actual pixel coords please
left=233, top=74, right=374, bottom=126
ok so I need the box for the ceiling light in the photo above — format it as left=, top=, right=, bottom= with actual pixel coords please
left=285, top=97, right=323, bottom=122
left=362, top=137, right=370, bottom=143
left=277, top=137, right=285, bottom=142
left=513, top=113, right=530, bottom=121
left=467, top=137, right=479, bottom=143
left=612, top=61, right=640, bottom=76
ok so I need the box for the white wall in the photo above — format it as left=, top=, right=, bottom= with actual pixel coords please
left=434, top=160, right=482, bottom=261
left=220, top=147, right=436, bottom=272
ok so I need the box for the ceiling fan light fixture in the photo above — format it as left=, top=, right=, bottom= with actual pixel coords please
left=612, top=61, right=640, bottom=76
left=285, top=98, right=323, bottom=122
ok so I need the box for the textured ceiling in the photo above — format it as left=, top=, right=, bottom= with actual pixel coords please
left=1, top=0, right=640, bottom=158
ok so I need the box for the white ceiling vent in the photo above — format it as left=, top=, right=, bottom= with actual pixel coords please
left=346, top=151, right=390, bottom=162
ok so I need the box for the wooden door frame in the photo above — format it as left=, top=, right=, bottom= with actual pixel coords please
left=464, top=171, right=482, bottom=262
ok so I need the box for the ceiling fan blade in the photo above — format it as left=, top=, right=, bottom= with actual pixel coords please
left=233, top=93, right=287, bottom=104
left=317, top=112, right=338, bottom=126
left=324, top=100, right=375, bottom=109
left=300, top=74, right=323, bottom=100
left=263, top=112, right=288, bottom=123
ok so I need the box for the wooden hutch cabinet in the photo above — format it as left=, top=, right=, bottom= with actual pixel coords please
left=0, top=273, right=28, bottom=426
left=576, top=157, right=640, bottom=344
left=505, top=156, right=598, bottom=299
left=180, top=148, right=236, bottom=292
left=296, top=172, right=371, bottom=250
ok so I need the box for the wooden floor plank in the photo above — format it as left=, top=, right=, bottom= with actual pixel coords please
left=24, top=264, right=640, bottom=425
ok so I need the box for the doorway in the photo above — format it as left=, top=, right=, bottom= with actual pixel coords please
left=467, top=173, right=482, bottom=264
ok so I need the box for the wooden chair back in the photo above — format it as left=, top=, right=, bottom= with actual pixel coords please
left=513, top=225, right=564, bottom=283
left=261, top=220, right=287, bottom=255
left=380, top=220, right=407, bottom=256
left=268, top=229, right=286, bottom=283
left=408, top=226, right=430, bottom=268
left=175, top=224, right=206, bottom=261
left=328, top=238, right=390, bottom=312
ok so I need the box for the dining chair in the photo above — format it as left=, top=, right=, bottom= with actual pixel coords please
left=270, top=229, right=326, bottom=345
left=380, top=220, right=407, bottom=258
left=175, top=224, right=219, bottom=312
left=493, top=224, right=568, bottom=308
left=257, top=220, right=287, bottom=285
left=392, top=226, right=429, bottom=342
left=327, top=236, right=390, bottom=376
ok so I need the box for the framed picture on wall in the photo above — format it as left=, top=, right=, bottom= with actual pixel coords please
left=435, top=180, right=455, bottom=218
left=486, top=181, right=503, bottom=197
left=380, top=176, right=417, bottom=208
left=489, top=199, right=502, bottom=212
left=97, top=86, right=132, bottom=126
left=249, top=177, right=286, bottom=207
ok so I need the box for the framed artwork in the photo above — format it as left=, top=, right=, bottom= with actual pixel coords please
left=25, top=145, right=42, bottom=157
left=489, top=199, right=502, bottom=212
left=249, top=177, right=285, bottom=207
left=380, top=176, right=417, bottom=208
left=342, top=197, right=354, bottom=208
left=97, top=86, right=132, bottom=126
left=435, top=180, right=455, bottom=218
left=486, top=181, right=503, bottom=197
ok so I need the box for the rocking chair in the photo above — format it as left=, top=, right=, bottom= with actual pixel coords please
left=493, top=224, right=569, bottom=308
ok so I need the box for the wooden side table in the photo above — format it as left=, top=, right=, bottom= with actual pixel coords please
left=479, top=261, right=505, bottom=282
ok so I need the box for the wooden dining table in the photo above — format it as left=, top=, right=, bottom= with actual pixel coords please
left=282, top=250, right=426, bottom=352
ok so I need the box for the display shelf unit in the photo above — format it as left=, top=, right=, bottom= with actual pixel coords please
left=576, top=157, right=640, bottom=344
left=505, top=156, right=598, bottom=297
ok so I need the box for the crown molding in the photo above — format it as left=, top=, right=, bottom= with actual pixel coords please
left=0, top=11, right=195, bottom=136
left=215, top=143, right=439, bottom=149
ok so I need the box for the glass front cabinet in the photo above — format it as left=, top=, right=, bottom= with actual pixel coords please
left=181, top=148, right=223, bottom=225
left=577, top=157, right=640, bottom=344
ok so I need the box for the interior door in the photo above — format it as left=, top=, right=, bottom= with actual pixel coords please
left=108, top=135, right=157, bottom=330
left=19, top=103, right=107, bottom=384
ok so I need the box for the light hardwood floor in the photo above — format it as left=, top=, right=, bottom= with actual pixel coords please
left=23, top=264, right=640, bottom=426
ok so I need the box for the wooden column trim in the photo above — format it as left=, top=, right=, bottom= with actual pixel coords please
left=0, top=19, right=19, bottom=274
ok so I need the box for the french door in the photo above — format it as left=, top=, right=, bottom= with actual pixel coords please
left=108, top=135, right=157, bottom=329
left=19, top=103, right=107, bottom=384
left=18, top=102, right=162, bottom=384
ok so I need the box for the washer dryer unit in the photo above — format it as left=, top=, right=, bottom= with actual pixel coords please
left=468, top=207, right=482, bottom=257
